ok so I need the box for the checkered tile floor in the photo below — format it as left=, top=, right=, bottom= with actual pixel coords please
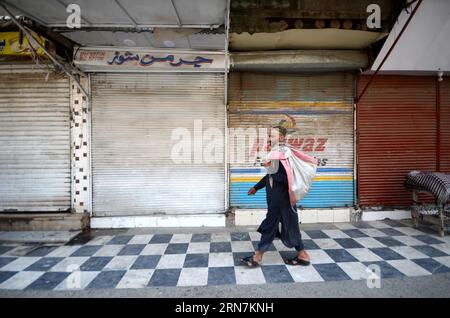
left=1, top=220, right=450, bottom=290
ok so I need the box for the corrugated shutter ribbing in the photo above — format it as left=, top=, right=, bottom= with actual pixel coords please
left=0, top=72, right=71, bottom=212
left=439, top=79, right=450, bottom=173
left=357, top=75, right=437, bottom=207
left=229, top=72, right=354, bottom=208
left=91, top=73, right=225, bottom=216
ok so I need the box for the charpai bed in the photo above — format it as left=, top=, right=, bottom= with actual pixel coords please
left=404, top=171, right=450, bottom=237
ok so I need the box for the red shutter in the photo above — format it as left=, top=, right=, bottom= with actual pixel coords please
left=357, top=75, right=437, bottom=207
left=439, top=79, right=450, bottom=173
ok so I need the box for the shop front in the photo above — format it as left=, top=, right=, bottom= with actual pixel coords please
left=228, top=71, right=355, bottom=210
left=74, top=48, right=227, bottom=225
left=357, top=75, right=450, bottom=208
left=0, top=64, right=71, bottom=213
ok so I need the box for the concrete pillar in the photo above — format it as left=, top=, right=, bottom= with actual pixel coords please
left=70, top=77, right=90, bottom=214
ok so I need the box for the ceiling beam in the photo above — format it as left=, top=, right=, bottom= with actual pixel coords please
left=26, top=20, right=75, bottom=50
left=113, top=0, right=156, bottom=48
left=114, top=0, right=138, bottom=26
left=170, top=0, right=182, bottom=26
left=48, top=23, right=221, bottom=30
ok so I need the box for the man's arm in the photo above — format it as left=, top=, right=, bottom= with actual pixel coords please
left=248, top=175, right=267, bottom=195
left=254, top=175, right=268, bottom=191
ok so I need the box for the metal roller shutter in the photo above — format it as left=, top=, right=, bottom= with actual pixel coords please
left=439, top=79, right=450, bottom=173
left=357, top=75, right=437, bottom=207
left=91, top=72, right=225, bottom=216
left=0, top=72, right=71, bottom=212
left=229, top=72, right=355, bottom=208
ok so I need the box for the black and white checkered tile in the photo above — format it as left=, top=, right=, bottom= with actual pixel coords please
left=0, top=220, right=450, bottom=290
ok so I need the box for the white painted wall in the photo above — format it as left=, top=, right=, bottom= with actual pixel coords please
left=372, top=0, right=450, bottom=73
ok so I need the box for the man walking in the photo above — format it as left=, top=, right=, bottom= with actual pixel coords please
left=241, top=125, right=310, bottom=267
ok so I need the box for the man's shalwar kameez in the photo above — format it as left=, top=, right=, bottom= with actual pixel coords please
left=253, top=161, right=304, bottom=252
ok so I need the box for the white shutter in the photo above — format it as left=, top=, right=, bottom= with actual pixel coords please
left=91, top=73, right=225, bottom=216
left=0, top=72, right=71, bottom=212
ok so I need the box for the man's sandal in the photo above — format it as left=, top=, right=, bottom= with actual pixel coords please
left=240, top=256, right=261, bottom=268
left=285, top=257, right=310, bottom=266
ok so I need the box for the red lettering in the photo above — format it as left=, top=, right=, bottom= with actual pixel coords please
left=288, top=137, right=304, bottom=148
left=302, top=138, right=315, bottom=152
left=315, top=138, right=328, bottom=152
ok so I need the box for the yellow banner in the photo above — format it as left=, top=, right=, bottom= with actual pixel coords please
left=0, top=32, right=46, bottom=56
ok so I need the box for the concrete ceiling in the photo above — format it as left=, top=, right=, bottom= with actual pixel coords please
left=0, top=0, right=227, bottom=50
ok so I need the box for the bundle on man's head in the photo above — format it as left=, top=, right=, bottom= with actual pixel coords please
left=272, top=125, right=288, bottom=137
left=272, top=114, right=297, bottom=136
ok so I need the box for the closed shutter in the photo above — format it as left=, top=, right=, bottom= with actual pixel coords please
left=440, top=79, right=450, bottom=173
left=229, top=72, right=354, bottom=208
left=357, top=75, right=437, bottom=207
left=0, top=72, right=71, bottom=212
left=91, top=73, right=225, bottom=216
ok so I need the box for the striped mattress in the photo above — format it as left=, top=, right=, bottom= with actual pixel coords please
left=404, top=171, right=450, bottom=206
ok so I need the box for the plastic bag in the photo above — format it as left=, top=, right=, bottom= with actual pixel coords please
left=288, top=147, right=318, bottom=202
left=268, top=145, right=318, bottom=207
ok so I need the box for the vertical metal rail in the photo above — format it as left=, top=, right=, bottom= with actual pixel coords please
left=353, top=74, right=358, bottom=208
left=88, top=74, right=94, bottom=215
left=224, top=0, right=231, bottom=212
left=436, top=78, right=441, bottom=172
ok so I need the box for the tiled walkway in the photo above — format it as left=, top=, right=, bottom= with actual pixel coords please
left=0, top=220, right=450, bottom=290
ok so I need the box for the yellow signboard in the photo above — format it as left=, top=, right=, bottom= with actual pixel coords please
left=0, top=32, right=46, bottom=56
